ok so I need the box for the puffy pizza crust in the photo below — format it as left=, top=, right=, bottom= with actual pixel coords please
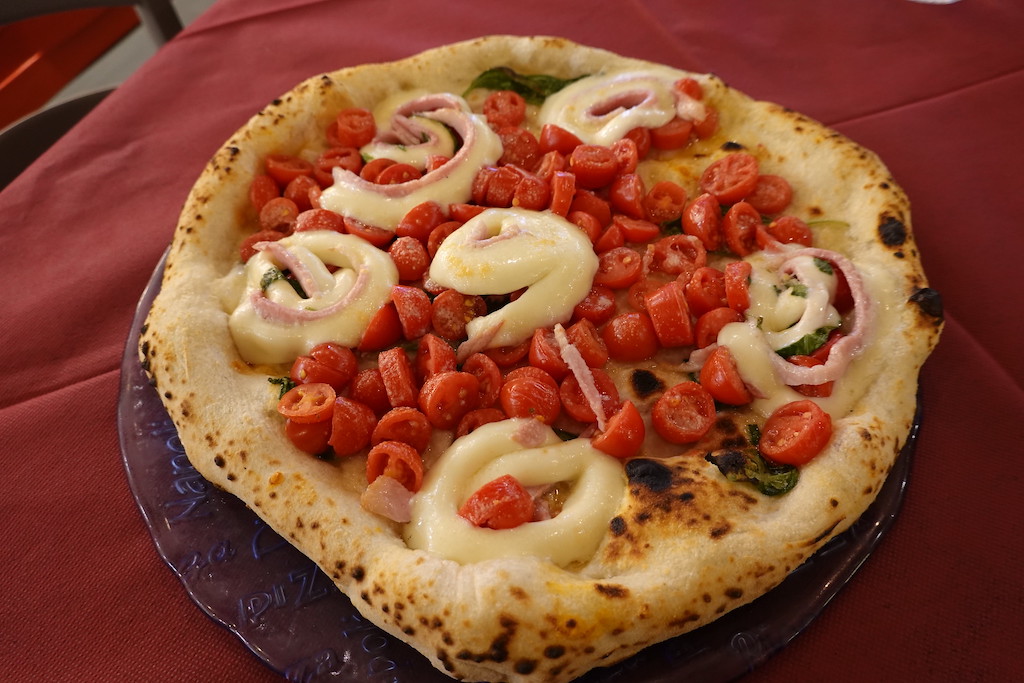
left=139, top=36, right=942, bottom=682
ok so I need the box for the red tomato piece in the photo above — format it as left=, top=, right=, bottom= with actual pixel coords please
left=572, top=284, right=617, bottom=326
left=758, top=400, right=833, bottom=465
left=645, top=280, right=694, bottom=348
left=694, top=306, right=745, bottom=349
left=535, top=149, right=567, bottom=182
left=529, top=327, right=569, bottom=380
left=650, top=116, right=694, bottom=150
left=548, top=171, right=576, bottom=216
left=277, top=383, right=336, bottom=424
left=371, top=406, right=432, bottom=452
left=427, top=220, right=462, bottom=258
left=602, top=312, right=660, bottom=362
left=566, top=318, right=609, bottom=368
left=763, top=215, right=813, bottom=247
left=499, top=376, right=560, bottom=424
left=448, top=202, right=486, bottom=223
left=462, top=352, right=503, bottom=408
left=431, top=290, right=486, bottom=342
left=314, top=147, right=363, bottom=186
left=332, top=108, right=376, bottom=148
left=329, top=396, right=377, bottom=456
left=259, top=196, right=299, bottom=232
left=693, top=106, right=719, bottom=139
left=650, top=234, right=707, bottom=280
left=458, top=474, right=533, bottom=529
left=350, top=368, right=391, bottom=416
left=483, top=339, right=531, bottom=367
left=455, top=407, right=508, bottom=438
left=569, top=144, right=619, bottom=189
left=396, top=201, right=446, bottom=243
left=614, top=214, right=661, bottom=243
left=652, top=381, right=716, bottom=444
left=538, top=123, right=583, bottom=155
left=746, top=174, right=793, bottom=215
left=284, top=419, right=332, bottom=455
left=249, top=174, right=279, bottom=212
left=378, top=347, right=418, bottom=408
left=391, top=285, right=432, bottom=339
left=724, top=260, right=753, bottom=312
left=699, top=346, right=753, bottom=405
left=418, top=371, right=481, bottom=429
left=265, top=153, right=314, bottom=186
left=294, top=208, right=345, bottom=233
left=684, top=266, right=727, bottom=317
left=594, top=247, right=644, bottom=289
left=291, top=343, right=356, bottom=391
left=593, top=222, right=625, bottom=253
left=239, top=229, right=284, bottom=262
left=559, top=368, right=620, bottom=423
left=512, top=172, right=550, bottom=211
left=415, top=333, right=458, bottom=382
left=284, top=174, right=318, bottom=211
left=311, top=341, right=357, bottom=382
left=611, top=137, right=639, bottom=175
left=722, top=201, right=761, bottom=257
left=788, top=355, right=835, bottom=398
left=644, top=180, right=688, bottom=225
left=344, top=217, right=394, bottom=248
left=483, top=90, right=527, bottom=128
left=591, top=401, right=645, bottom=459
left=358, top=302, right=402, bottom=351
left=366, top=440, right=425, bottom=492
left=497, top=126, right=540, bottom=170
left=376, top=163, right=422, bottom=185
left=567, top=210, right=603, bottom=244
left=359, top=158, right=396, bottom=183
left=682, top=192, right=723, bottom=251
left=674, top=77, right=704, bottom=100
left=570, top=189, right=612, bottom=227
left=699, top=153, right=760, bottom=204
left=485, top=165, right=524, bottom=207
left=388, top=237, right=430, bottom=283
left=503, top=365, right=559, bottom=391
left=624, top=126, right=652, bottom=158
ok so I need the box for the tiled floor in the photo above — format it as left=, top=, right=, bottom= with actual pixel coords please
left=49, top=0, right=216, bottom=105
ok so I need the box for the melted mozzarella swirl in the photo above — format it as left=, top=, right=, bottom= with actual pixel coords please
left=428, top=208, right=599, bottom=353
left=228, top=231, right=397, bottom=364
left=405, top=419, right=626, bottom=567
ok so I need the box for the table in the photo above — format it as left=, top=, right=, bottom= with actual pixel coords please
left=3, top=1, right=1021, bottom=681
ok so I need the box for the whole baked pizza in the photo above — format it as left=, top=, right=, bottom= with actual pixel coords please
left=138, top=35, right=942, bottom=683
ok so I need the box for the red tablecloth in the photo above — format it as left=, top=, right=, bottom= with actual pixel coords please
left=3, top=1, right=1022, bottom=681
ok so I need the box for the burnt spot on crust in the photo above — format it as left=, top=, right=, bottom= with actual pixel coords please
left=910, top=287, right=943, bottom=320
left=213, top=455, right=225, bottom=468
left=724, top=587, right=744, bottom=600
left=351, top=566, right=365, bottom=582
left=625, top=459, right=672, bottom=492
left=710, top=523, right=731, bottom=539
left=629, top=369, right=664, bottom=398
left=721, top=141, right=744, bottom=151
left=514, top=659, right=538, bottom=675
left=878, top=215, right=907, bottom=247
left=595, top=583, right=629, bottom=598
left=544, top=645, right=566, bottom=659
left=456, top=614, right=517, bottom=664
left=609, top=515, right=627, bottom=536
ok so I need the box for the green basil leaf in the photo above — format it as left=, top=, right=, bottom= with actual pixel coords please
left=705, top=448, right=799, bottom=496
left=813, top=257, right=834, bottom=275
left=260, top=267, right=284, bottom=291
left=465, top=67, right=586, bottom=105
left=775, top=325, right=836, bottom=358
left=268, top=376, right=297, bottom=399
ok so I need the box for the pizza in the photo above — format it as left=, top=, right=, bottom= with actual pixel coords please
left=138, top=35, right=942, bottom=683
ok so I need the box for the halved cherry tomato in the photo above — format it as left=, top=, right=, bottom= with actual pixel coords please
left=652, top=381, right=716, bottom=444
left=535, top=149, right=567, bottom=182
left=376, top=163, right=422, bottom=185
left=572, top=284, right=617, bottom=326
left=644, top=180, right=688, bottom=225
left=763, top=215, right=813, bottom=247
left=682, top=192, right=723, bottom=251
left=458, top=474, right=533, bottom=529
left=483, top=90, right=527, bottom=128
left=358, top=302, right=402, bottom=351
left=239, top=229, right=284, bottom=262
left=359, top=158, right=396, bottom=183
left=724, top=260, right=753, bottom=312
left=455, top=408, right=508, bottom=438
left=328, top=396, right=377, bottom=456
left=758, top=400, right=833, bottom=465
left=331, top=108, right=376, bottom=148
left=650, top=234, right=707, bottom=280
left=294, top=208, right=345, bottom=233
left=483, top=339, right=531, bottom=367
left=485, top=165, right=522, bottom=207
left=559, top=368, right=620, bottom=423
left=277, top=383, right=336, bottom=424
left=259, top=196, right=299, bottom=232
left=529, top=327, right=569, bottom=380
left=746, top=174, right=793, bottom=215
left=431, top=290, right=486, bottom=341
left=265, top=154, right=314, bottom=186
left=498, top=126, right=541, bottom=170
left=684, top=266, right=727, bottom=317
left=512, top=172, right=550, bottom=210
left=570, top=189, right=612, bottom=227
left=615, top=215, right=661, bottom=243
left=448, top=203, right=485, bottom=223
left=699, top=346, right=753, bottom=405
left=427, top=220, right=462, bottom=258
left=538, top=123, right=583, bottom=155
left=624, top=126, right=652, bottom=158
left=692, top=106, right=719, bottom=139
left=788, top=355, right=835, bottom=398
left=314, top=146, right=362, bottom=186
left=388, top=237, right=430, bottom=282
left=344, top=217, right=394, bottom=248
left=602, top=312, right=659, bottom=362
left=591, top=401, right=645, bottom=459
left=548, top=171, right=576, bottom=216
left=249, top=174, right=279, bottom=212
left=699, top=153, right=759, bottom=204
left=722, top=201, right=761, bottom=257
left=611, top=137, right=640, bottom=174
left=396, top=201, right=446, bottom=243
left=569, top=144, right=619, bottom=189
left=415, top=333, right=458, bottom=381
left=811, top=329, right=845, bottom=362
left=593, top=222, right=625, bottom=253
left=645, top=280, right=694, bottom=348
left=568, top=210, right=603, bottom=243
left=674, top=77, right=704, bottom=100
left=594, top=247, right=643, bottom=289
left=371, top=406, right=432, bottom=452
left=290, top=342, right=356, bottom=391
left=378, top=347, right=418, bottom=408
left=418, top=371, right=480, bottom=429
left=503, top=365, right=559, bottom=391
left=284, top=419, right=332, bottom=455
left=694, top=306, right=745, bottom=348
left=650, top=116, right=694, bottom=150
left=462, top=352, right=503, bottom=408
left=391, top=284, right=432, bottom=339
left=284, top=174, right=318, bottom=211
left=366, top=440, right=424, bottom=492
left=499, top=376, right=560, bottom=424
left=350, top=368, right=391, bottom=416
left=610, top=174, right=646, bottom=219
left=566, top=318, right=609, bottom=368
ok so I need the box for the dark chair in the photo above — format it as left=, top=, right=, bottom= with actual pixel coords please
left=0, top=1, right=184, bottom=190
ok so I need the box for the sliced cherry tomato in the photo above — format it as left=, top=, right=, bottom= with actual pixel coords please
left=483, top=339, right=531, bottom=367
left=538, top=123, right=583, bottom=155
left=694, top=306, right=745, bottom=348
left=548, top=171, right=576, bottom=216
left=758, top=400, right=833, bottom=465
left=376, top=163, right=422, bottom=185
left=249, top=174, right=279, bottom=212
left=746, top=174, right=793, bottom=215
left=418, top=371, right=480, bottom=429
left=611, top=137, right=640, bottom=174
left=699, top=153, right=759, bottom=204
left=559, top=368, right=620, bottom=423
left=284, top=419, right=332, bottom=455
left=396, top=201, right=446, bottom=243
left=650, top=234, right=707, bottom=280
left=497, top=126, right=540, bottom=169
left=674, top=77, right=704, bottom=100
left=602, top=312, right=659, bottom=362
left=535, top=149, right=567, bottom=182
left=328, top=396, right=377, bottom=456
left=693, top=106, right=719, bottom=139
left=426, top=154, right=450, bottom=171
left=483, top=90, right=527, bottom=128
left=812, top=329, right=845, bottom=362
left=499, top=376, right=560, bottom=424
left=609, top=173, right=646, bottom=219
left=294, top=208, right=345, bottom=233
left=512, top=172, right=550, bottom=211
left=645, top=280, right=694, bottom=348
left=455, top=408, right=508, bottom=438
left=284, top=174, right=318, bottom=211
left=529, top=327, right=569, bottom=380
left=568, top=210, right=603, bottom=243
left=391, top=284, right=432, bottom=339
left=290, top=342, right=356, bottom=391
left=358, top=302, right=402, bottom=351
left=427, top=220, right=462, bottom=258
left=458, top=474, right=533, bottom=529
left=594, top=247, right=643, bottom=289
left=378, top=347, right=418, bottom=409
left=259, top=196, right=299, bottom=232
left=722, top=201, right=761, bottom=257
left=593, top=222, right=625, bottom=253
left=388, top=237, right=430, bottom=282
left=724, top=260, right=753, bottom=312
left=462, top=352, right=503, bottom=408
left=650, top=116, right=694, bottom=150
left=485, top=165, right=522, bottom=207
left=788, top=355, right=835, bottom=398
left=682, top=192, right=723, bottom=251
left=591, top=401, right=645, bottom=459
left=371, top=406, right=432, bottom=452
left=431, top=289, right=486, bottom=342
left=699, top=346, right=753, bottom=405
left=644, top=180, right=687, bottom=225
left=624, top=126, right=652, bottom=158
left=503, top=365, right=559, bottom=391
left=366, top=440, right=424, bottom=492
left=684, top=266, right=727, bottom=317
left=566, top=318, right=609, bottom=368
left=572, top=284, right=617, bottom=326
left=350, top=368, right=391, bottom=416
left=569, top=144, right=619, bottom=189
left=314, top=146, right=363, bottom=186
left=331, top=108, right=376, bottom=148
left=277, top=383, right=336, bottom=424
left=568, top=190, right=611, bottom=228
left=615, top=215, right=661, bottom=243
left=415, top=333, right=458, bottom=381
left=344, top=217, right=394, bottom=248
left=359, top=157, right=396, bottom=183
left=448, top=202, right=486, bottom=223
left=265, top=153, right=313, bottom=186
left=239, top=229, right=284, bottom=262
left=763, top=215, right=813, bottom=247
left=651, top=381, right=716, bottom=444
